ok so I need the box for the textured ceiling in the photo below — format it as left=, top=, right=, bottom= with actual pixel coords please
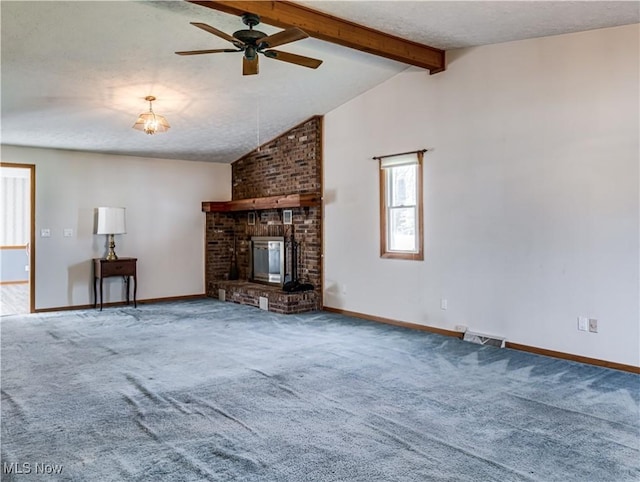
left=299, top=0, right=640, bottom=50
left=2, top=1, right=638, bottom=164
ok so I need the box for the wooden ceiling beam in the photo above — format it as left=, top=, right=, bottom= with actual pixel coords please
left=187, top=1, right=446, bottom=73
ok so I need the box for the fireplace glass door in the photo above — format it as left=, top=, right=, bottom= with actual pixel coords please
left=250, top=237, right=285, bottom=286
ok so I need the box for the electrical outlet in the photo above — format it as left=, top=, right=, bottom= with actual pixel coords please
left=40, top=228, right=51, bottom=238
left=577, top=317, right=589, bottom=331
left=63, top=228, right=73, bottom=237
left=441, top=298, right=448, bottom=310
left=588, top=318, right=598, bottom=333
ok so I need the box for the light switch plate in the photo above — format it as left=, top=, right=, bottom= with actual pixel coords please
left=63, top=228, right=73, bottom=237
left=577, top=317, right=588, bottom=331
left=40, top=228, right=51, bottom=237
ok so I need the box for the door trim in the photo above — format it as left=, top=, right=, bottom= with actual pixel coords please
left=1, top=162, right=36, bottom=313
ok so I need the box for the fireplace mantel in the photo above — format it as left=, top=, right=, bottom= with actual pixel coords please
left=202, top=193, right=321, bottom=213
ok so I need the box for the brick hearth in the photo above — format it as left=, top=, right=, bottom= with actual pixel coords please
left=209, top=280, right=319, bottom=315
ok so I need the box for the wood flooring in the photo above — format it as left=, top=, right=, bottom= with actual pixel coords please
left=0, top=283, right=29, bottom=315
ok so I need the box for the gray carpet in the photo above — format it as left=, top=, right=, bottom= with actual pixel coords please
left=1, top=299, right=638, bottom=481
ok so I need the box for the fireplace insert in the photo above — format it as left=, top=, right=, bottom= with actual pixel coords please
left=249, top=236, right=285, bottom=286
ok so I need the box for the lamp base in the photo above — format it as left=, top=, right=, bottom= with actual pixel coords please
left=105, top=234, right=118, bottom=261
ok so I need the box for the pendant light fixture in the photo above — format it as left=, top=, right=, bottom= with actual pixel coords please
left=133, top=96, right=170, bottom=135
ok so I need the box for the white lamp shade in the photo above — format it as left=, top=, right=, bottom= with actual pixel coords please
left=96, top=207, right=126, bottom=235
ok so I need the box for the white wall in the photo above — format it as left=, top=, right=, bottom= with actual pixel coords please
left=323, top=25, right=639, bottom=367
left=1, top=146, right=231, bottom=309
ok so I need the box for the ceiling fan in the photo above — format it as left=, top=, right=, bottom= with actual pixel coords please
left=175, top=13, right=323, bottom=76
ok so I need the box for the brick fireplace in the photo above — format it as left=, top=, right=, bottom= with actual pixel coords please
left=204, top=116, right=322, bottom=314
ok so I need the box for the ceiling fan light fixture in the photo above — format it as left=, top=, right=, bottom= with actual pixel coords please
left=176, top=16, right=322, bottom=76
left=133, top=96, right=170, bottom=135
left=245, top=46, right=257, bottom=60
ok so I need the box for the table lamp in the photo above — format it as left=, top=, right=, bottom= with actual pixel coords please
left=96, top=207, right=126, bottom=261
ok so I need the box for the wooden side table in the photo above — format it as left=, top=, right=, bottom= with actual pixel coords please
left=93, top=258, right=137, bottom=311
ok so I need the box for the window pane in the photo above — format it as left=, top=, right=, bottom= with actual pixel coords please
left=379, top=151, right=423, bottom=260
left=388, top=206, right=416, bottom=251
left=390, top=165, right=416, bottom=207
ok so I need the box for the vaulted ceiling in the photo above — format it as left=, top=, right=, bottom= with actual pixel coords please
left=2, top=1, right=638, bottom=163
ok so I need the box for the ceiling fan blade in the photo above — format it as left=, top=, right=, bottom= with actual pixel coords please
left=175, top=48, right=240, bottom=56
left=243, top=56, right=259, bottom=76
left=264, top=50, right=323, bottom=69
left=190, top=22, right=243, bottom=46
left=258, top=28, right=308, bottom=49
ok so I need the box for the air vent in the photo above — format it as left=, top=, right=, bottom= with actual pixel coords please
left=463, top=331, right=505, bottom=348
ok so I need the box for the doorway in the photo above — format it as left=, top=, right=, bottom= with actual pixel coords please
left=1, top=163, right=35, bottom=315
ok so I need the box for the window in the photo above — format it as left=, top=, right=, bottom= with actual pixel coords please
left=379, top=151, right=424, bottom=260
left=1, top=167, right=30, bottom=246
